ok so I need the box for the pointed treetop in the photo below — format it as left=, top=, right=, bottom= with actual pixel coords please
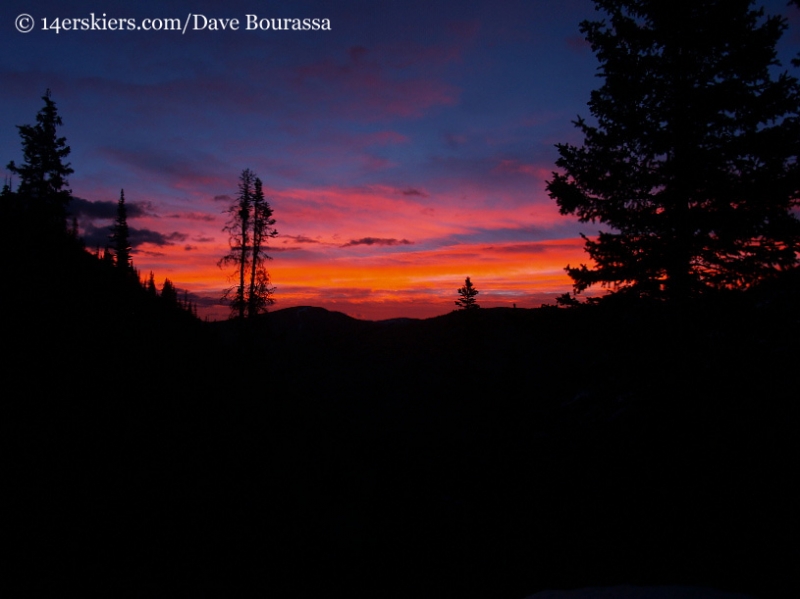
left=6, top=90, right=74, bottom=231
left=455, top=276, right=480, bottom=310
left=110, top=188, right=132, bottom=271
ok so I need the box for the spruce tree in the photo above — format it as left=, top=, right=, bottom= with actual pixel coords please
left=161, top=278, right=178, bottom=306
left=146, top=271, right=158, bottom=296
left=455, top=277, right=480, bottom=310
left=546, top=0, right=800, bottom=299
left=246, top=176, right=277, bottom=318
left=110, top=189, right=132, bottom=272
left=102, top=245, right=114, bottom=265
left=6, top=89, right=74, bottom=233
left=219, top=169, right=254, bottom=319
left=218, top=169, right=278, bottom=320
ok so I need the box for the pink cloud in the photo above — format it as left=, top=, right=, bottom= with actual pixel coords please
left=340, top=237, right=414, bottom=248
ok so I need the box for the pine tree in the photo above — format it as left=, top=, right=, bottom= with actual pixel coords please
left=546, top=0, right=800, bottom=300
left=455, top=277, right=480, bottom=310
left=219, top=169, right=253, bottom=319
left=246, top=176, right=277, bottom=318
left=161, top=278, right=178, bottom=306
left=6, top=89, right=74, bottom=233
left=110, top=189, right=132, bottom=272
left=218, top=169, right=278, bottom=320
left=146, top=271, right=158, bottom=296
left=102, top=245, right=114, bottom=265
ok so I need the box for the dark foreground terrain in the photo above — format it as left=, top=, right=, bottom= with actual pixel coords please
left=6, top=241, right=799, bottom=597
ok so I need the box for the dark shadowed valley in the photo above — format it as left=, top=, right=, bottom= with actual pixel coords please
left=6, top=237, right=798, bottom=597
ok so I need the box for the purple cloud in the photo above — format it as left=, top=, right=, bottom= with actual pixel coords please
left=69, top=196, right=156, bottom=219
left=285, top=235, right=321, bottom=244
left=341, top=237, right=414, bottom=248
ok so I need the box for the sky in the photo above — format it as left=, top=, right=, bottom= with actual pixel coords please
left=2, top=0, right=799, bottom=320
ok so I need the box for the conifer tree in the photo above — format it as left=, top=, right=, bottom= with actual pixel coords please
left=455, top=277, right=480, bottom=310
left=546, top=0, right=800, bottom=299
left=219, top=169, right=254, bottom=319
left=146, top=271, right=158, bottom=296
left=246, top=176, right=277, bottom=318
left=161, top=277, right=178, bottom=306
left=218, top=169, right=278, bottom=320
left=110, top=189, right=132, bottom=272
left=6, top=89, right=74, bottom=233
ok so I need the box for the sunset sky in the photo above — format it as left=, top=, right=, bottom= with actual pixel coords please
left=3, top=0, right=799, bottom=320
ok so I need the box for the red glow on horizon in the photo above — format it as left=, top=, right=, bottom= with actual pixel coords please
left=89, top=173, right=590, bottom=323
left=140, top=236, right=589, bottom=321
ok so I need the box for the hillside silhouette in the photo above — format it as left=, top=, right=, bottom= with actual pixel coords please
left=7, top=235, right=798, bottom=598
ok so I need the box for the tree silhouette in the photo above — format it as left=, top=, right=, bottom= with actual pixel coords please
left=555, top=292, right=581, bottom=308
left=145, top=271, right=158, bottom=297
left=219, top=169, right=253, bottom=319
left=455, top=277, right=480, bottom=310
left=218, top=169, right=277, bottom=320
left=110, top=189, right=132, bottom=272
left=246, top=176, right=277, bottom=318
left=6, top=89, right=74, bottom=233
left=161, top=277, right=178, bottom=306
left=546, top=0, right=800, bottom=300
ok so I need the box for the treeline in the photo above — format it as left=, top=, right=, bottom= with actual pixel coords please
left=3, top=89, right=198, bottom=321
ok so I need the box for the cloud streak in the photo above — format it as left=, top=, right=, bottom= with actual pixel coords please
left=70, top=197, right=157, bottom=220
left=340, top=237, right=415, bottom=248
